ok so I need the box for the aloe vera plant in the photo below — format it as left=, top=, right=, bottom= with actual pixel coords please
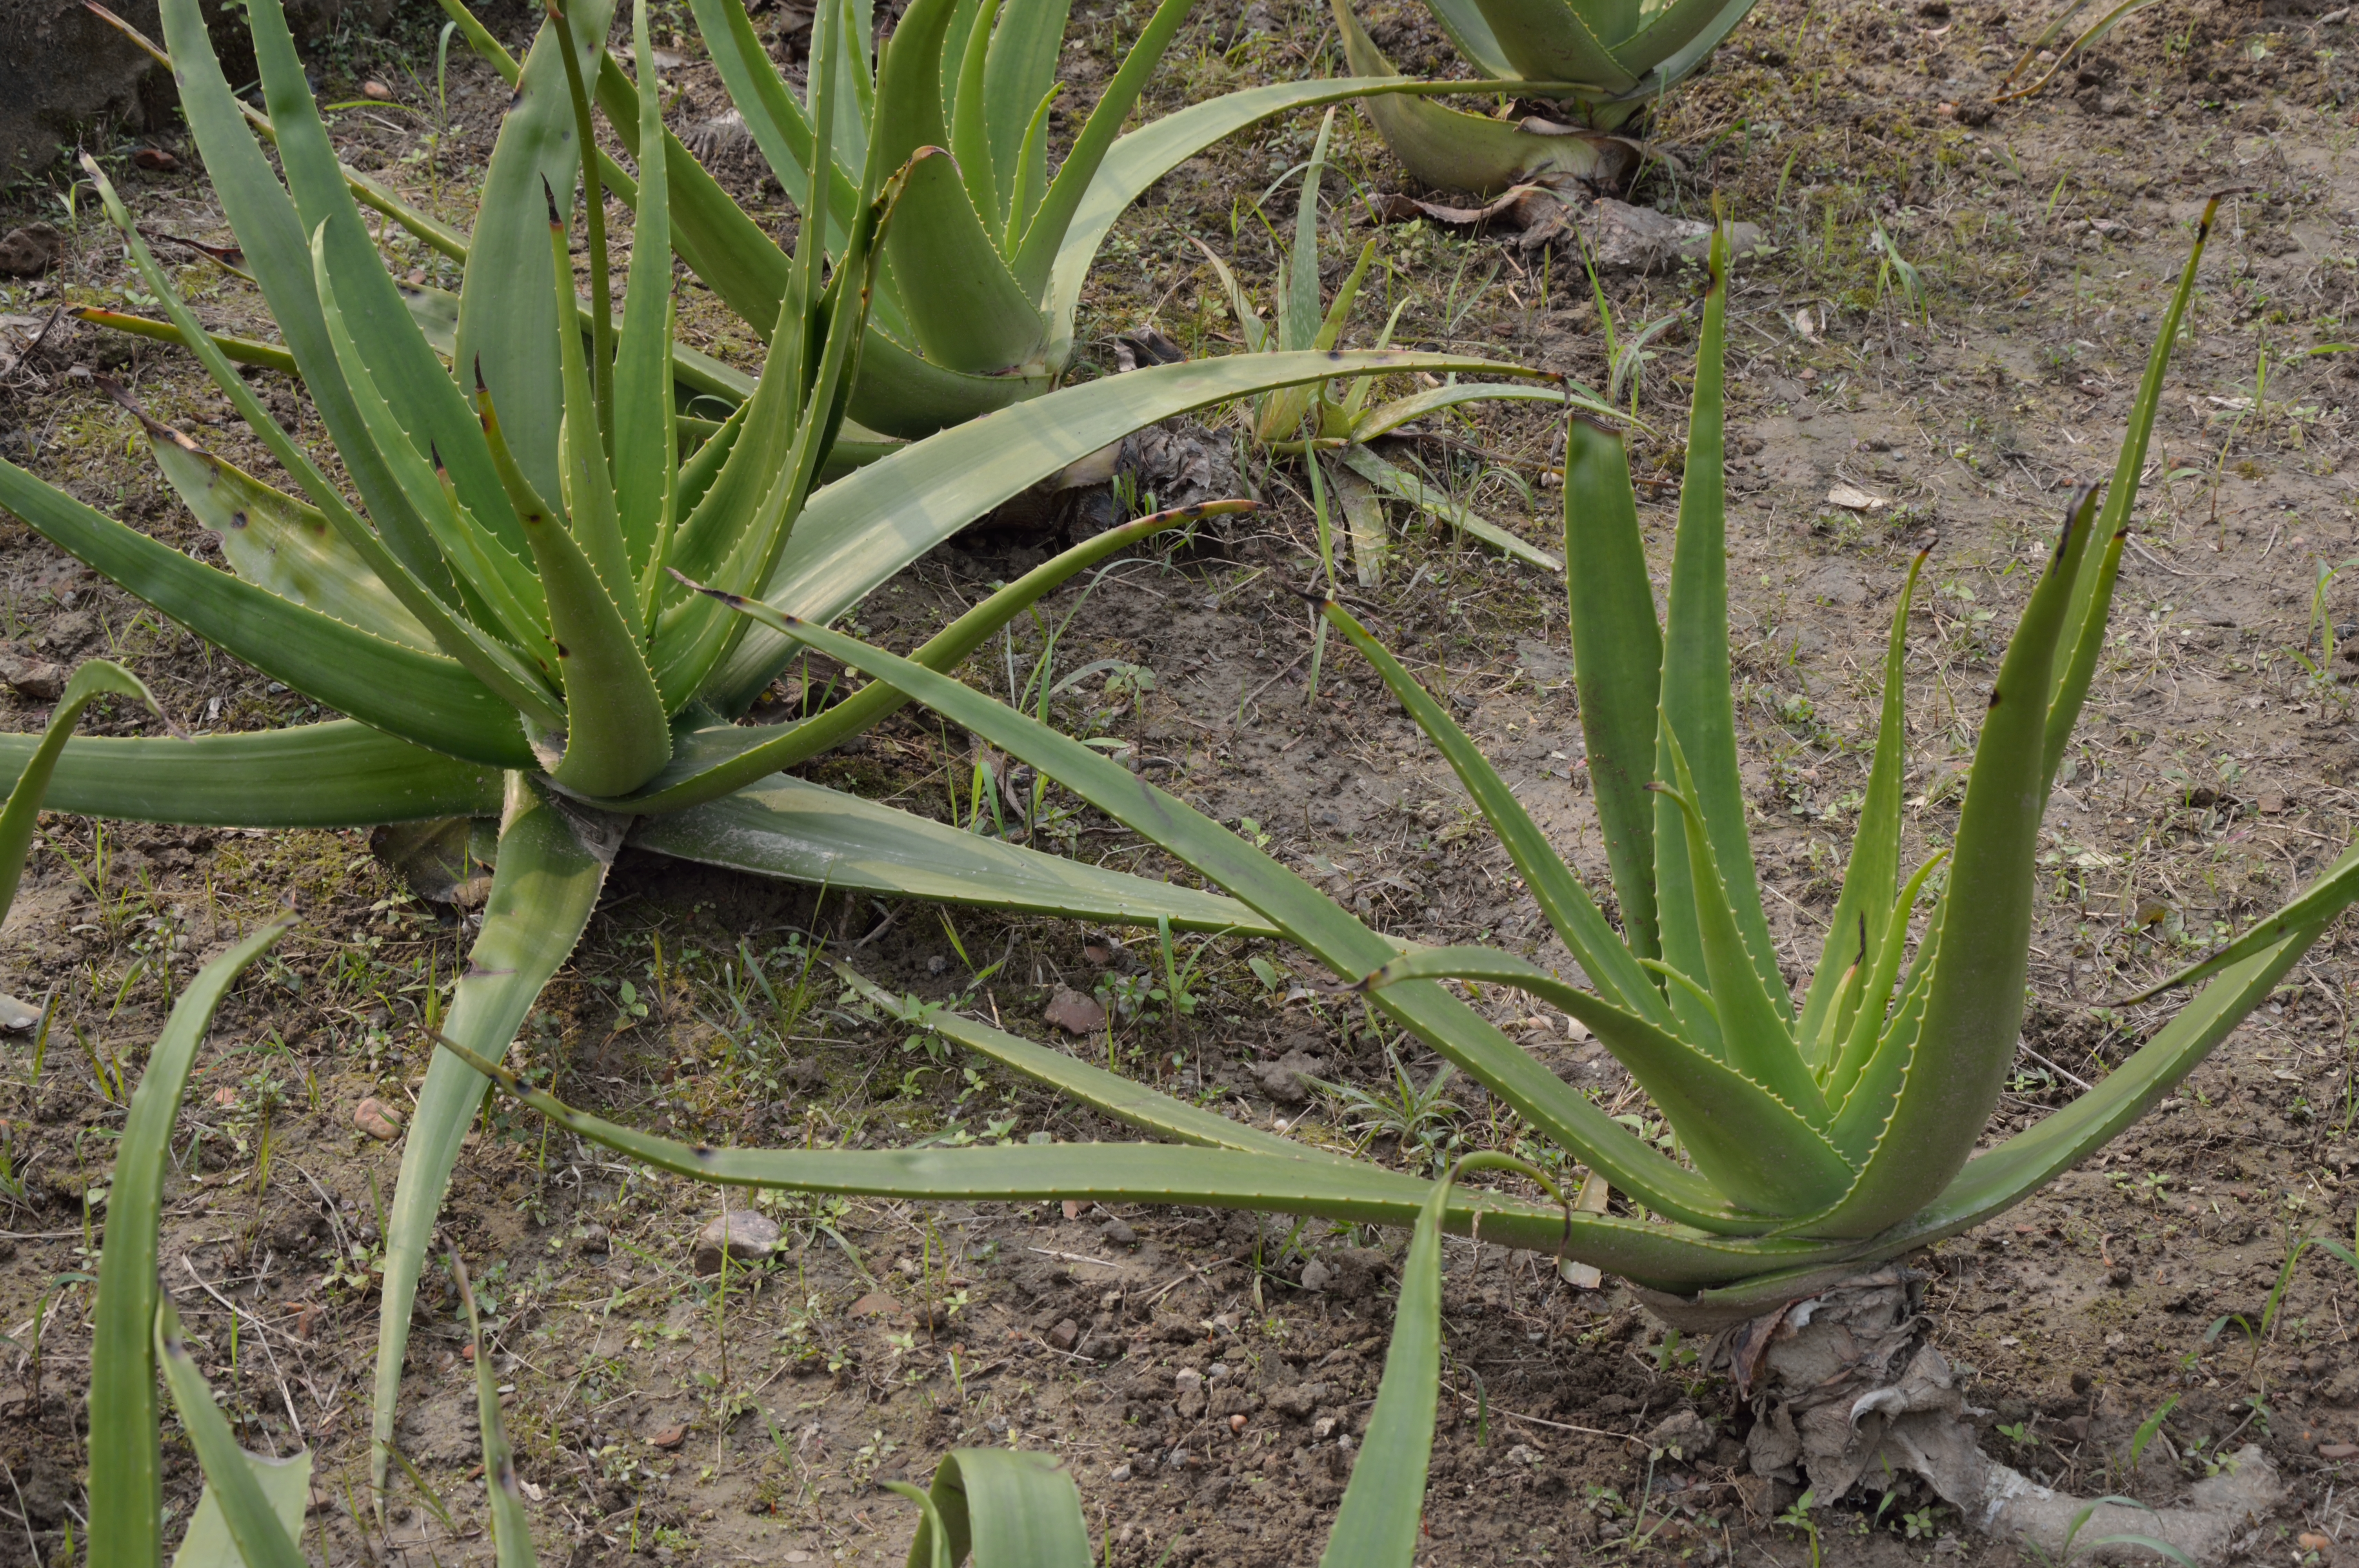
left=0, top=0, right=1526, bottom=1501
left=1199, top=107, right=1611, bottom=574
left=422, top=204, right=2359, bottom=1334
left=411, top=0, right=1518, bottom=443
left=1330, top=0, right=1761, bottom=192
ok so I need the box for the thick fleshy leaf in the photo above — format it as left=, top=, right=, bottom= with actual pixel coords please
left=0, top=661, right=159, bottom=925
left=1803, top=488, right=2103, bottom=1240
left=1561, top=414, right=1662, bottom=961
left=155, top=0, right=449, bottom=588
left=693, top=600, right=1759, bottom=1234
left=0, top=723, right=503, bottom=827
left=158, top=1300, right=310, bottom=1568
left=1468, top=0, right=1635, bottom=89
left=709, top=349, right=1533, bottom=713
left=1797, top=549, right=1926, bottom=1062
left=137, top=412, right=435, bottom=650
left=1363, top=947, right=1855, bottom=1214
left=1318, top=1165, right=1452, bottom=1567
left=170, top=1452, right=312, bottom=1568
left=608, top=502, right=1250, bottom=811
left=840, top=967, right=1353, bottom=1161
left=248, top=0, right=520, bottom=564
left=1320, top=600, right=1667, bottom=1025
left=1332, top=444, right=1562, bottom=571
left=1325, top=0, right=1614, bottom=198
left=1650, top=229, right=1784, bottom=1025
left=902, top=1450, right=1093, bottom=1568
left=983, top=0, right=1071, bottom=232
left=436, top=1028, right=1867, bottom=1282
left=87, top=920, right=295, bottom=1568
left=614, top=0, right=679, bottom=585
left=456, top=0, right=618, bottom=501
left=373, top=777, right=611, bottom=1495
left=2042, top=198, right=2219, bottom=790
left=0, top=457, right=536, bottom=768
left=631, top=776, right=1279, bottom=935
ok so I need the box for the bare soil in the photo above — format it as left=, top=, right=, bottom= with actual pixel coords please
left=5, top=0, right=2359, bottom=1562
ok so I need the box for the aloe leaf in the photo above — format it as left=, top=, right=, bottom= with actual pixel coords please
left=1365, top=947, right=1854, bottom=1214
left=605, top=503, right=1249, bottom=811
left=1651, top=229, right=1784, bottom=1020
left=1796, top=548, right=1927, bottom=1059
left=1285, top=111, right=1338, bottom=352
left=1468, top=0, right=1636, bottom=93
left=245, top=0, right=522, bottom=563
left=89, top=167, right=557, bottom=717
left=0, top=722, right=503, bottom=826
left=1324, top=0, right=1615, bottom=198
left=2118, top=853, right=2359, bottom=1004
left=1822, top=849, right=1947, bottom=1111
left=70, top=307, right=297, bottom=374
left=692, top=598, right=1761, bottom=1234
left=478, top=378, right=673, bottom=795
left=652, top=164, right=892, bottom=706
left=436, top=1027, right=1868, bottom=1279
left=839, top=967, right=1350, bottom=1160
left=1319, top=600, right=1668, bottom=1026
left=2042, top=197, right=2217, bottom=789
left=373, top=777, right=612, bottom=1497
left=1332, top=444, right=1563, bottom=571
left=1605, top=0, right=1758, bottom=82
left=680, top=0, right=865, bottom=277
left=1825, top=901, right=1940, bottom=1162
left=458, top=0, right=618, bottom=501
left=632, top=775, right=1278, bottom=933
left=1804, top=486, right=2104, bottom=1239
left=456, top=1257, right=539, bottom=1568
left=1696, top=901, right=2348, bottom=1316
left=904, top=1450, right=1094, bottom=1568
left=1347, top=377, right=1614, bottom=443
left=1654, top=740, right=1825, bottom=1120
left=306, top=246, right=559, bottom=668
left=615, top=0, right=679, bottom=587
left=87, top=918, right=295, bottom=1568
left=134, top=415, right=434, bottom=651
left=169, top=1452, right=313, bottom=1568
left=887, top=149, right=1047, bottom=374
left=1318, top=1162, right=1466, bottom=1567
left=949, top=0, right=1000, bottom=224
left=0, top=458, right=535, bottom=769
left=710, top=348, right=1533, bottom=712
left=848, top=325, right=1054, bottom=439
left=1007, top=0, right=1193, bottom=297
left=157, top=1301, right=310, bottom=1568
left=1421, top=0, right=1517, bottom=75
left=0, top=660, right=158, bottom=922
left=1560, top=413, right=1662, bottom=961
left=546, top=187, right=640, bottom=629
left=153, top=0, right=451, bottom=586
left=984, top=0, right=1070, bottom=231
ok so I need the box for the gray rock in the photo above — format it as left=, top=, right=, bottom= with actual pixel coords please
left=0, top=225, right=63, bottom=279
left=692, top=1210, right=780, bottom=1276
left=1255, top=1048, right=1328, bottom=1105
left=1, top=0, right=394, bottom=182
left=1299, top=1259, right=1334, bottom=1292
left=1101, top=1218, right=1137, bottom=1247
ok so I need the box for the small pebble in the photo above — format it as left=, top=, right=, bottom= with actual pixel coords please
left=1229, top=1414, right=1248, bottom=1434
left=362, top=80, right=393, bottom=99
left=1101, top=1218, right=1136, bottom=1247
left=353, top=1096, right=404, bottom=1140
left=1109, top=1463, right=1132, bottom=1482
left=692, top=1210, right=780, bottom=1275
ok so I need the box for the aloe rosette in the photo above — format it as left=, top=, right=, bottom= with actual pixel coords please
left=0, top=0, right=1536, bottom=1511
left=428, top=204, right=2359, bottom=1395
left=1330, top=0, right=1761, bottom=192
